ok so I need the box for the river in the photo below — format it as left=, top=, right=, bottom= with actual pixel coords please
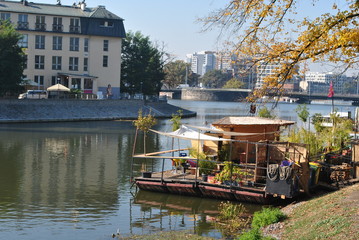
left=0, top=100, right=356, bottom=240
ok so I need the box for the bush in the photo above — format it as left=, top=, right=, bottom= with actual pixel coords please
left=251, top=208, right=286, bottom=229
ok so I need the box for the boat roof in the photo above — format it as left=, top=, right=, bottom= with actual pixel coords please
left=212, top=117, right=295, bottom=126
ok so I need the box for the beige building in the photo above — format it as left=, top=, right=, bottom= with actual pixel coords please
left=0, top=0, right=126, bottom=98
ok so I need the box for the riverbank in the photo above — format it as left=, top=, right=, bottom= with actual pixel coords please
left=0, top=99, right=196, bottom=123
left=263, top=183, right=359, bottom=240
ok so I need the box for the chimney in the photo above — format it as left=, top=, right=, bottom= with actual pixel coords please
left=80, top=1, right=86, bottom=11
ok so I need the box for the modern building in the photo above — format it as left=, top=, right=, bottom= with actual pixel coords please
left=187, top=51, right=216, bottom=76
left=302, top=72, right=348, bottom=94
left=0, top=0, right=126, bottom=98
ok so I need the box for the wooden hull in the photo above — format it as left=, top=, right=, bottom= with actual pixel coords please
left=135, top=178, right=269, bottom=204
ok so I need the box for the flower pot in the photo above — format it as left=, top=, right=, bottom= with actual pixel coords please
left=142, top=171, right=152, bottom=178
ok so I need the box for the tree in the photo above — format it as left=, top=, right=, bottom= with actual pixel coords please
left=222, top=77, right=244, bottom=89
left=201, top=70, right=231, bottom=88
left=202, top=1, right=359, bottom=101
left=121, top=31, right=165, bottom=96
left=295, top=104, right=309, bottom=123
left=0, top=21, right=25, bottom=97
left=163, top=60, right=189, bottom=89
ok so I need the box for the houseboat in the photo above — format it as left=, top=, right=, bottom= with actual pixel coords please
left=131, top=117, right=314, bottom=204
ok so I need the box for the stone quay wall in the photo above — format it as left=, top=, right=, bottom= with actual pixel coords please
left=181, top=88, right=250, bottom=102
left=0, top=99, right=196, bottom=123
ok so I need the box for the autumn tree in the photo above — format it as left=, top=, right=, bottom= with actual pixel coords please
left=222, top=77, right=244, bottom=89
left=202, top=0, right=359, bottom=101
left=121, top=31, right=165, bottom=96
left=163, top=60, right=189, bottom=89
left=201, top=70, right=231, bottom=88
left=0, top=21, right=25, bottom=97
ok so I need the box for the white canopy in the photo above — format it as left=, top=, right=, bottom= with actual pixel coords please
left=150, top=125, right=232, bottom=142
left=185, top=124, right=280, bottom=136
left=47, top=84, right=70, bottom=92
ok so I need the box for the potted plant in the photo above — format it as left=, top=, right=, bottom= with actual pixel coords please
left=214, top=161, right=249, bottom=185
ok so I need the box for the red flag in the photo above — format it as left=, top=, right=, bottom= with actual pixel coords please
left=328, top=81, right=334, bottom=98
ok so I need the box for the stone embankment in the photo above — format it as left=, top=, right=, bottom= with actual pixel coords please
left=0, top=99, right=196, bottom=123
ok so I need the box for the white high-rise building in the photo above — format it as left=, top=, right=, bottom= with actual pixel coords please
left=187, top=51, right=216, bottom=76
left=303, top=72, right=347, bottom=94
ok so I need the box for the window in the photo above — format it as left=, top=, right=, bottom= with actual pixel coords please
left=103, top=40, right=109, bottom=51
left=52, top=56, right=62, bottom=70
left=35, top=16, right=46, bottom=31
left=84, top=58, right=88, bottom=71
left=0, top=13, right=10, bottom=21
left=34, top=75, right=44, bottom=86
left=71, top=78, right=81, bottom=89
left=70, top=18, right=80, bottom=33
left=35, top=55, right=45, bottom=69
left=52, top=36, right=62, bottom=50
left=18, top=34, right=28, bottom=48
left=52, top=17, right=63, bottom=32
left=70, top=37, right=79, bottom=51
left=100, top=20, right=114, bottom=27
left=17, top=14, right=28, bottom=29
left=84, top=78, right=93, bottom=91
left=103, top=55, right=108, bottom=67
left=69, top=57, right=79, bottom=71
left=35, top=35, right=45, bottom=49
left=84, top=38, right=89, bottom=52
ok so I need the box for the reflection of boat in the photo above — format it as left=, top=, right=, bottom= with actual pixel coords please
left=132, top=117, right=312, bottom=204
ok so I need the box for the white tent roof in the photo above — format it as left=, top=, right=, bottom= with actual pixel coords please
left=47, top=84, right=70, bottom=92
left=185, top=124, right=280, bottom=136
left=150, top=125, right=232, bottom=141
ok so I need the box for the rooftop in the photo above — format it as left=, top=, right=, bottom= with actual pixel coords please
left=212, top=116, right=295, bottom=126
left=0, top=1, right=123, bottom=20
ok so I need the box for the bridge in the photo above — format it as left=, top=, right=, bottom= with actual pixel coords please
left=160, top=88, right=359, bottom=105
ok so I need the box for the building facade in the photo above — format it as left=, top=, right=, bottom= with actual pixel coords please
left=0, top=0, right=126, bottom=98
left=302, top=72, right=348, bottom=94
left=187, top=51, right=216, bottom=76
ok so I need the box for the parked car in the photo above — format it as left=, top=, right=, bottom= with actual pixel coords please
left=18, top=90, right=48, bottom=99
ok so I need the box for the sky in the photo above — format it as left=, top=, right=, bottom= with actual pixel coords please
left=33, top=0, right=356, bottom=75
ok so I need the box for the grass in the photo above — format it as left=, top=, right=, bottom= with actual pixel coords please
left=281, top=184, right=359, bottom=240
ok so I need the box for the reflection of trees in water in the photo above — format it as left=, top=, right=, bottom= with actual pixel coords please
left=0, top=141, right=24, bottom=204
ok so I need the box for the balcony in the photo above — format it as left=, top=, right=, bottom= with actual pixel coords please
left=17, top=21, right=29, bottom=30
left=52, top=24, right=63, bottom=32
left=69, top=25, right=80, bottom=33
left=35, top=23, right=46, bottom=31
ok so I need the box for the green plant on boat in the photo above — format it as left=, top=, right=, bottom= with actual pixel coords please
left=189, top=147, right=216, bottom=175
left=213, top=201, right=251, bottom=238
left=214, top=161, right=250, bottom=184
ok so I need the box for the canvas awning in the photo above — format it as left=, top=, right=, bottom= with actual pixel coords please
left=47, top=84, right=70, bottom=92
left=150, top=125, right=232, bottom=142
left=185, top=124, right=281, bottom=136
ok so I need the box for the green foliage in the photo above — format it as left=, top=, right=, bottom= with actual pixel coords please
left=163, top=60, right=189, bottom=89
left=286, top=128, right=324, bottom=156
left=222, top=78, right=244, bottom=89
left=133, top=110, right=157, bottom=132
left=238, top=228, right=262, bottom=240
left=251, top=208, right=286, bottom=229
left=258, top=106, right=275, bottom=119
left=121, top=31, right=165, bottom=96
left=198, top=159, right=216, bottom=175
left=0, top=21, right=25, bottom=97
left=311, top=113, right=325, bottom=132
left=218, top=143, right=230, bottom=161
left=201, top=70, right=231, bottom=88
left=214, top=161, right=250, bottom=183
left=215, top=202, right=250, bottom=238
left=295, top=104, right=309, bottom=123
left=170, top=110, right=183, bottom=131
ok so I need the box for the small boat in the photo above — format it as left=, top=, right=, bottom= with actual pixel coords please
left=131, top=117, right=313, bottom=204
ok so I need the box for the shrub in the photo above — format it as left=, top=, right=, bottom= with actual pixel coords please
left=251, top=208, right=286, bottom=229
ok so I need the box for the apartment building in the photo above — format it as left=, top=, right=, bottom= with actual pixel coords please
left=187, top=51, right=216, bottom=76
left=0, top=0, right=126, bottom=98
left=303, top=72, right=347, bottom=94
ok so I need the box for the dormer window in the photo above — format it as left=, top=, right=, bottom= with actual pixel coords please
left=100, top=21, right=113, bottom=27
left=70, top=18, right=80, bottom=33
left=35, top=16, right=46, bottom=31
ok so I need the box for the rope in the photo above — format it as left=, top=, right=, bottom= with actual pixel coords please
left=267, top=164, right=279, bottom=181
left=279, top=166, right=293, bottom=180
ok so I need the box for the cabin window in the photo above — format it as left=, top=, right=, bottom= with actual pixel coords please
left=103, top=40, right=109, bottom=51
left=100, top=21, right=114, bottom=27
left=34, top=75, right=44, bottom=86
left=103, top=55, right=108, bottom=67
left=69, top=57, right=79, bottom=71
left=83, top=58, right=88, bottom=71
left=84, top=38, right=89, bottom=52
left=69, top=37, right=79, bottom=51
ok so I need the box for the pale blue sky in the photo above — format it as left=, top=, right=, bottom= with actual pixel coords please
left=33, top=1, right=356, bottom=74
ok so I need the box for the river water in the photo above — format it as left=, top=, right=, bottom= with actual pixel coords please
left=0, top=100, right=356, bottom=240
